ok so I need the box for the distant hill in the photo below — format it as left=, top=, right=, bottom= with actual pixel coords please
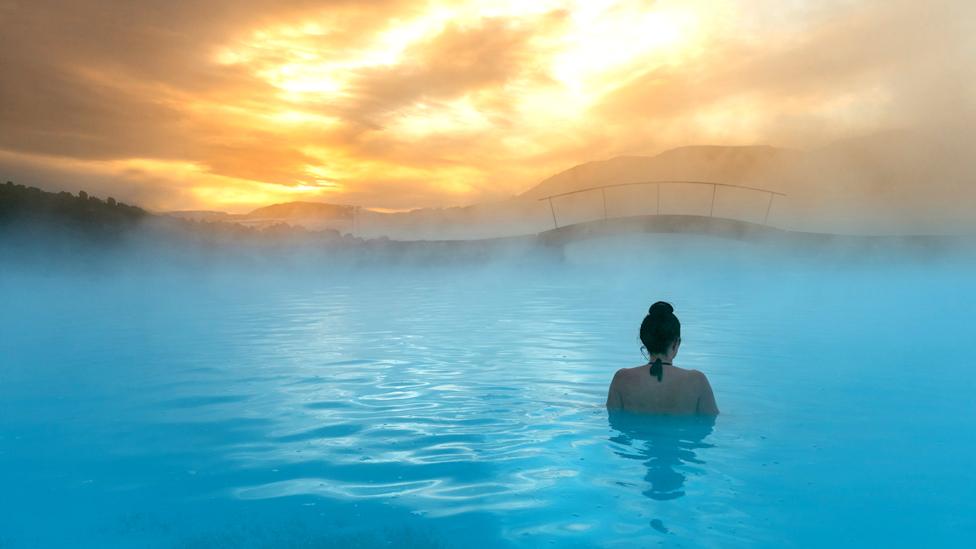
left=246, top=201, right=354, bottom=220
left=520, top=145, right=799, bottom=200
left=166, top=146, right=806, bottom=239
left=517, top=133, right=975, bottom=234
left=167, top=200, right=357, bottom=232
left=167, top=130, right=976, bottom=237
left=163, top=210, right=234, bottom=222
left=0, top=182, right=545, bottom=265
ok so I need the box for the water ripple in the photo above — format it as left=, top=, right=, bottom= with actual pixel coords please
left=11, top=263, right=971, bottom=546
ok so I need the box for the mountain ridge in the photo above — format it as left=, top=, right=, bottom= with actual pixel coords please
left=72, top=129, right=976, bottom=236
left=166, top=144, right=801, bottom=221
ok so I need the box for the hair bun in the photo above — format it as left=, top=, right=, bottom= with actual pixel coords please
left=648, top=301, right=674, bottom=316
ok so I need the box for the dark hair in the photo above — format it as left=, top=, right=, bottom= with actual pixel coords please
left=640, top=301, right=681, bottom=355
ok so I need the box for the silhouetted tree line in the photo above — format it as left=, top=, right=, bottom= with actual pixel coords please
left=0, top=181, right=547, bottom=264
left=0, top=181, right=146, bottom=232
left=0, top=180, right=353, bottom=246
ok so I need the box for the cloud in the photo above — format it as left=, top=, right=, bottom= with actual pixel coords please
left=1, top=0, right=974, bottom=212
left=593, top=0, right=976, bottom=147
left=337, top=16, right=548, bottom=125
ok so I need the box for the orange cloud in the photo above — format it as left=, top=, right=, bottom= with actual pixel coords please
left=1, top=0, right=973, bottom=212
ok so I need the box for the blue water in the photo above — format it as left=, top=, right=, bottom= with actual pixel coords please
left=2, top=238, right=975, bottom=547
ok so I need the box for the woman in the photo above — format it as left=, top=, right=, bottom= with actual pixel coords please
left=606, top=301, right=719, bottom=415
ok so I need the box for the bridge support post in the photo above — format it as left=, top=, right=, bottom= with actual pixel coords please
left=548, top=197, right=558, bottom=229
left=763, top=193, right=775, bottom=225
left=709, top=183, right=716, bottom=217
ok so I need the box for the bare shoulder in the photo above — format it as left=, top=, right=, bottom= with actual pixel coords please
left=687, top=369, right=708, bottom=381
left=610, top=365, right=649, bottom=385
left=607, top=367, right=645, bottom=409
left=667, top=365, right=705, bottom=382
left=685, top=369, right=713, bottom=386
left=621, top=365, right=650, bottom=375
left=611, top=366, right=638, bottom=382
left=688, top=369, right=719, bottom=415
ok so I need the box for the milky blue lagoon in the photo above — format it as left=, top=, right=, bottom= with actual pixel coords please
left=2, top=237, right=974, bottom=547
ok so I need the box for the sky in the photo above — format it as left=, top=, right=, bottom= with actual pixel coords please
left=0, top=0, right=973, bottom=213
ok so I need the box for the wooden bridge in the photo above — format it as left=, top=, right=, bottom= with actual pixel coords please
left=536, top=180, right=790, bottom=245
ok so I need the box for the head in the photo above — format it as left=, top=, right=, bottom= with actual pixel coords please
left=640, top=301, right=681, bottom=360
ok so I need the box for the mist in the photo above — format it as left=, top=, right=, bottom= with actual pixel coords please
left=5, top=186, right=976, bottom=545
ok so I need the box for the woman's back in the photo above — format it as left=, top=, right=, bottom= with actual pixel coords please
left=606, top=364, right=718, bottom=415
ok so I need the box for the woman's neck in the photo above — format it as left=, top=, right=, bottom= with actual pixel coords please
left=648, top=354, right=672, bottom=364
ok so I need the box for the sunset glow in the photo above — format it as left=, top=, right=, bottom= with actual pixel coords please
left=1, top=0, right=971, bottom=211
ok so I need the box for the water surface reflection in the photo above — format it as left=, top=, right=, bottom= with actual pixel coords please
left=608, top=412, right=715, bottom=501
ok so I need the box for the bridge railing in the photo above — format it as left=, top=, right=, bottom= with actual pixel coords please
left=537, top=180, right=786, bottom=230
